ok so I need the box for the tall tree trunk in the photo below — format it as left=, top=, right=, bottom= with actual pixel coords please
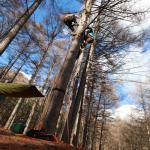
left=23, top=100, right=37, bottom=134
left=62, top=44, right=94, bottom=144
left=40, top=0, right=93, bottom=134
left=0, top=0, right=43, bottom=55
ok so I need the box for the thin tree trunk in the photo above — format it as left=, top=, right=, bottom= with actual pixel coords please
left=99, top=120, right=105, bottom=150
left=72, top=92, right=84, bottom=146
left=99, top=98, right=106, bottom=150
left=77, top=85, right=89, bottom=146
left=23, top=100, right=37, bottom=134
left=40, top=0, right=93, bottom=134
left=82, top=82, right=94, bottom=148
left=0, top=56, right=16, bottom=79
left=4, top=98, right=23, bottom=129
left=91, top=92, right=102, bottom=150
left=82, top=47, right=96, bottom=148
left=9, top=54, right=30, bottom=83
left=0, top=0, right=43, bottom=55
left=8, top=114, right=16, bottom=130
left=30, top=52, right=48, bottom=83
left=41, top=61, right=56, bottom=94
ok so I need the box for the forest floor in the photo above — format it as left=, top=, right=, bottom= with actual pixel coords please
left=0, top=128, right=79, bottom=150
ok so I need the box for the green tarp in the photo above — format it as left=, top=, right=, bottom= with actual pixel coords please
left=0, top=83, right=44, bottom=97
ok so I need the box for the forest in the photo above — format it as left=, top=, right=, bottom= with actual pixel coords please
left=0, top=0, right=150, bottom=150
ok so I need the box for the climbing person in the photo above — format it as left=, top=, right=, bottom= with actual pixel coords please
left=84, top=27, right=94, bottom=44
left=62, top=13, right=78, bottom=32
left=81, top=27, right=94, bottom=48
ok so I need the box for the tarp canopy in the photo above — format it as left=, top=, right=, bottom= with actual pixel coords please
left=0, top=83, right=44, bottom=98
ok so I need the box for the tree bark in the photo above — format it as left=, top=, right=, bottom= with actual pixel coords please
left=62, top=44, right=94, bottom=144
left=0, top=0, right=43, bottom=55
